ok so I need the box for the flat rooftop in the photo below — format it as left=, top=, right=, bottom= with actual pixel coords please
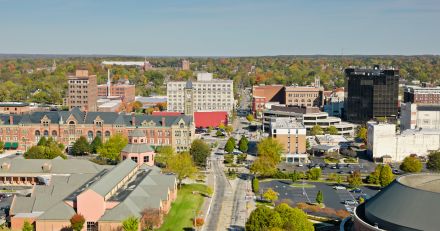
left=397, top=174, right=440, bottom=194
left=270, top=118, right=304, bottom=129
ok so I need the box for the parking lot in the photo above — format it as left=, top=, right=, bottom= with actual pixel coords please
left=259, top=180, right=380, bottom=212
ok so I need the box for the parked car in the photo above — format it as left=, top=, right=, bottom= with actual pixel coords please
left=333, top=186, right=347, bottom=190
left=350, top=188, right=362, bottom=193
left=344, top=200, right=358, bottom=205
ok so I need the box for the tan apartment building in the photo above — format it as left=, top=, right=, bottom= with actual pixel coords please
left=67, top=70, right=97, bottom=111
left=269, top=117, right=308, bottom=164
left=284, top=86, right=323, bottom=107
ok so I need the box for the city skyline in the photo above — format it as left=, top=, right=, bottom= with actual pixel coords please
left=1, top=0, right=440, bottom=56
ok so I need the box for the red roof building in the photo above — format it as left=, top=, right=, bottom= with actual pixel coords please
left=153, top=111, right=228, bottom=128
left=194, top=111, right=228, bottom=128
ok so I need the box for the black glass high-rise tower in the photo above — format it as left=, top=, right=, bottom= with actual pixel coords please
left=344, top=66, right=399, bottom=124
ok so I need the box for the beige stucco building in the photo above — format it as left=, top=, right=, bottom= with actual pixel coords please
left=67, top=70, right=98, bottom=112
left=167, top=72, right=234, bottom=114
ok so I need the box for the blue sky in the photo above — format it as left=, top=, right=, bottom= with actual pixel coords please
left=0, top=0, right=439, bottom=56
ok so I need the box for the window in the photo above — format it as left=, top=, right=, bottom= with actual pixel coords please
left=105, top=131, right=111, bottom=137
left=96, top=131, right=102, bottom=137
left=52, top=130, right=57, bottom=137
left=131, top=157, right=138, bottom=163
left=86, top=222, right=97, bottom=231
left=144, top=156, right=150, bottom=163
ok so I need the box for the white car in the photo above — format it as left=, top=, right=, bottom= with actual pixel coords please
left=333, top=186, right=347, bottom=190
left=344, top=200, right=358, bottom=205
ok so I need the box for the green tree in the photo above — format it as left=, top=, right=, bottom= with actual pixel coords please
left=225, top=138, right=235, bottom=154
left=37, top=136, right=47, bottom=146
left=90, top=136, right=103, bottom=154
left=218, top=123, right=226, bottom=130
left=22, top=220, right=33, bottom=231
left=252, top=177, right=259, bottom=194
left=326, top=126, right=338, bottom=135
left=24, top=143, right=66, bottom=159
left=310, top=125, right=323, bottom=136
left=250, top=156, right=278, bottom=177
left=70, top=214, right=85, bottom=231
left=427, top=151, right=440, bottom=172
left=245, top=206, right=283, bottom=231
left=263, top=188, right=278, bottom=203
left=400, top=156, right=423, bottom=173
left=257, top=138, right=284, bottom=163
left=216, top=129, right=224, bottom=137
left=155, top=146, right=175, bottom=167
left=379, top=164, right=394, bottom=187
left=316, top=190, right=324, bottom=204
left=347, top=170, right=362, bottom=188
left=0, top=141, right=4, bottom=152
left=290, top=170, right=299, bottom=183
left=122, top=216, right=139, bottom=231
left=97, top=134, right=128, bottom=161
left=357, top=127, right=368, bottom=143
left=307, top=168, right=322, bottom=180
left=274, top=203, right=314, bottom=231
left=238, top=136, right=249, bottom=153
left=246, top=114, right=254, bottom=122
left=71, top=136, right=91, bottom=156
left=167, top=152, right=197, bottom=187
left=225, top=125, right=234, bottom=134
left=190, top=139, right=210, bottom=167
left=368, top=165, right=381, bottom=185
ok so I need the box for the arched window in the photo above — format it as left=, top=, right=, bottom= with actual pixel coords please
left=105, top=131, right=111, bottom=137
left=87, top=131, right=93, bottom=141
left=52, top=130, right=57, bottom=137
left=69, top=121, right=75, bottom=125
left=96, top=131, right=102, bottom=137
left=35, top=130, right=40, bottom=136
left=307, top=99, right=312, bottom=102
left=180, top=123, right=184, bottom=128
left=43, top=130, right=49, bottom=137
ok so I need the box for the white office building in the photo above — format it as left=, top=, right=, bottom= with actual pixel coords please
left=367, top=121, right=440, bottom=161
left=167, top=72, right=234, bottom=114
left=400, top=103, right=440, bottom=131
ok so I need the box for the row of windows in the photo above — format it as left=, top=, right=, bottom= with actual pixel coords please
left=287, top=93, right=319, bottom=97
left=122, top=155, right=151, bottom=163
left=69, top=80, right=89, bottom=84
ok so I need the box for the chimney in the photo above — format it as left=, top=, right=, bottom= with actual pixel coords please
left=131, top=113, right=136, bottom=126
left=162, top=117, right=166, bottom=127
left=9, top=115, right=13, bottom=125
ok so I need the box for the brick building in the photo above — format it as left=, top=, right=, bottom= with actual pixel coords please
left=251, top=85, right=285, bottom=114
left=0, top=108, right=195, bottom=152
left=0, top=102, right=32, bottom=115
left=403, top=85, right=440, bottom=105
left=97, top=82, right=136, bottom=103
left=284, top=86, right=324, bottom=107
left=67, top=70, right=98, bottom=111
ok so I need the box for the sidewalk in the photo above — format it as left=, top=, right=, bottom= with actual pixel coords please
left=200, top=169, right=215, bottom=224
left=0, top=150, right=18, bottom=159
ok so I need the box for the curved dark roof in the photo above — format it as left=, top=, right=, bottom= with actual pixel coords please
left=362, top=174, right=440, bottom=231
left=129, top=128, right=145, bottom=138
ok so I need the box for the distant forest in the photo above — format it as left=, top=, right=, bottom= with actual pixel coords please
left=0, top=55, right=439, bottom=105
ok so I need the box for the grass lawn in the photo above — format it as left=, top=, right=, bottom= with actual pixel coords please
left=158, top=184, right=209, bottom=231
left=290, top=183, right=316, bottom=188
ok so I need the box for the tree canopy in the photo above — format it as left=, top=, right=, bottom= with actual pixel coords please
left=310, top=125, right=324, bottom=136
left=225, top=137, right=236, bottom=154
left=97, top=134, right=128, bottom=161
left=90, top=136, right=103, bottom=154
left=357, top=127, right=368, bottom=143
left=24, top=137, right=66, bottom=159
left=427, top=151, right=440, bottom=172
left=326, top=126, right=338, bottom=135
left=246, top=203, right=313, bottom=231
left=368, top=164, right=394, bottom=187
left=71, top=136, right=91, bottom=156
left=238, top=135, right=249, bottom=153
left=167, top=152, right=198, bottom=187
left=155, top=146, right=175, bottom=167
left=190, top=139, right=210, bottom=167
left=70, top=214, right=85, bottom=231
left=400, top=156, right=423, bottom=173
left=122, top=216, right=139, bottom=231
left=251, top=138, right=284, bottom=176
left=347, top=170, right=362, bottom=188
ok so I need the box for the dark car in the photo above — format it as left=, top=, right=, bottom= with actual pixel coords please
left=351, top=188, right=362, bottom=193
